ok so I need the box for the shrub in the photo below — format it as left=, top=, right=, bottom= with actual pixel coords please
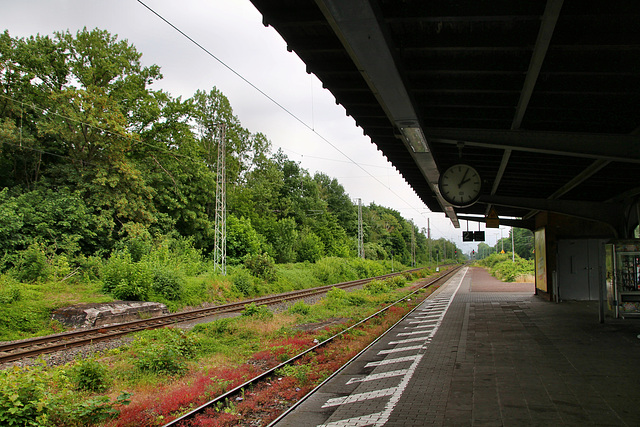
left=152, top=267, right=184, bottom=300
left=0, top=363, right=51, bottom=426
left=313, top=257, right=358, bottom=285
left=296, top=230, right=324, bottom=263
left=387, top=275, right=407, bottom=288
left=70, top=358, right=110, bottom=392
left=231, top=268, right=257, bottom=296
left=0, top=362, right=130, bottom=426
left=242, top=302, right=273, bottom=320
left=12, top=243, right=50, bottom=283
left=244, top=252, right=277, bottom=282
left=132, top=328, right=198, bottom=375
left=102, top=250, right=153, bottom=301
left=346, top=293, right=367, bottom=306
left=135, top=346, right=187, bottom=375
left=287, top=300, right=310, bottom=316
left=364, top=280, right=390, bottom=295
left=478, top=253, right=534, bottom=282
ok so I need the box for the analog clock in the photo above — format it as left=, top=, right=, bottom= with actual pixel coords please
left=438, top=163, right=482, bottom=207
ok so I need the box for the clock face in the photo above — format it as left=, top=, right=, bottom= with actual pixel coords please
left=438, top=164, right=482, bottom=207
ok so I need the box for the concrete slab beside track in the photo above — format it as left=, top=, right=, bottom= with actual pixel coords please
left=274, top=267, right=640, bottom=426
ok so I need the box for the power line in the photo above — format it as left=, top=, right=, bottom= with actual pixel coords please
left=135, top=0, right=424, bottom=215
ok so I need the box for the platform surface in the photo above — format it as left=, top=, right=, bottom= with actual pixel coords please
left=274, top=266, right=640, bottom=426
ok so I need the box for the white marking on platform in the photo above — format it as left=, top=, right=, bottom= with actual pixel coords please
left=345, top=369, right=408, bottom=385
left=378, top=345, right=422, bottom=354
left=409, top=320, right=441, bottom=325
left=389, top=337, right=432, bottom=345
left=317, top=411, right=385, bottom=427
left=403, top=322, right=438, bottom=330
left=322, top=387, right=397, bottom=407
left=396, top=329, right=433, bottom=336
left=414, top=312, right=443, bottom=317
left=365, top=355, right=418, bottom=367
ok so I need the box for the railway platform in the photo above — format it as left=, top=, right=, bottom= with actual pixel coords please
left=273, top=266, right=640, bottom=426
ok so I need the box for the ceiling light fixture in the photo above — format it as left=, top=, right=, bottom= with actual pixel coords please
left=400, top=126, right=429, bottom=153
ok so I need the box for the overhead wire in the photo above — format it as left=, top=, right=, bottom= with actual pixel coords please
left=135, top=0, right=426, bottom=215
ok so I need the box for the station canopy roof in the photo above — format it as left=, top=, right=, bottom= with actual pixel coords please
left=249, top=0, right=640, bottom=231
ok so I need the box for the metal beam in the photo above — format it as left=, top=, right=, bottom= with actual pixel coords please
left=522, top=158, right=611, bottom=220
left=457, top=215, right=536, bottom=230
left=512, top=0, right=563, bottom=130
left=479, top=195, right=625, bottom=230
left=427, top=128, right=640, bottom=163
left=315, top=0, right=459, bottom=226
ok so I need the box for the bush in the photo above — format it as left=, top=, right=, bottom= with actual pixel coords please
left=135, top=346, right=187, bottom=375
left=313, top=257, right=357, bottom=285
left=70, top=358, right=110, bottom=392
left=287, top=300, right=310, bottom=316
left=324, top=287, right=348, bottom=310
left=478, top=253, right=534, bottom=282
left=0, top=362, right=130, bottom=426
left=242, top=302, right=273, bottom=320
left=102, top=250, right=153, bottom=301
left=152, top=267, right=184, bottom=300
left=387, top=275, right=407, bottom=288
left=231, top=268, right=257, bottom=296
left=364, top=280, right=390, bottom=295
left=0, top=363, right=51, bottom=426
left=132, top=328, right=198, bottom=375
left=346, top=293, right=367, bottom=306
left=244, top=252, right=277, bottom=282
left=296, top=230, right=324, bottom=263
left=12, top=243, right=50, bottom=283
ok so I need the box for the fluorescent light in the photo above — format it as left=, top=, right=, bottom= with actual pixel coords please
left=401, top=127, right=429, bottom=153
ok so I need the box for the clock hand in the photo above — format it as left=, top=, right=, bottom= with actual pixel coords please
left=458, top=169, right=469, bottom=188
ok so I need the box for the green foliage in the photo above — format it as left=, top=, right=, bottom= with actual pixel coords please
left=12, top=243, right=50, bottom=283
left=242, top=302, right=273, bottom=320
left=192, top=317, right=235, bottom=336
left=364, top=279, right=391, bottom=295
left=0, top=277, right=22, bottom=304
left=296, top=228, right=325, bottom=263
left=230, top=268, right=257, bottom=297
left=0, top=364, right=52, bottom=426
left=364, top=242, right=388, bottom=260
left=477, top=253, right=534, bottom=282
left=244, top=252, right=277, bottom=282
left=287, top=300, right=311, bottom=316
left=227, top=215, right=263, bottom=264
left=132, top=328, right=198, bottom=375
left=276, top=363, right=312, bottom=385
left=70, top=358, right=111, bottom=392
left=387, top=275, right=407, bottom=288
left=102, top=250, right=153, bottom=301
left=0, top=362, right=130, bottom=426
left=152, top=267, right=184, bottom=301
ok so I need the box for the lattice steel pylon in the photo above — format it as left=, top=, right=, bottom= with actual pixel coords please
left=411, top=223, right=416, bottom=267
left=357, top=198, right=365, bottom=259
left=213, top=124, right=227, bottom=275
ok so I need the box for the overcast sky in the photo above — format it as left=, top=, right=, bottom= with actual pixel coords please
left=1, top=0, right=512, bottom=253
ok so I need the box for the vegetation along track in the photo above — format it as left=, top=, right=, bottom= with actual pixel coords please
left=0, top=267, right=442, bottom=365
left=163, top=264, right=463, bottom=427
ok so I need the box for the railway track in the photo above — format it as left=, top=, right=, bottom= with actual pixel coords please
left=0, top=267, right=432, bottom=365
left=163, top=264, right=463, bottom=426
